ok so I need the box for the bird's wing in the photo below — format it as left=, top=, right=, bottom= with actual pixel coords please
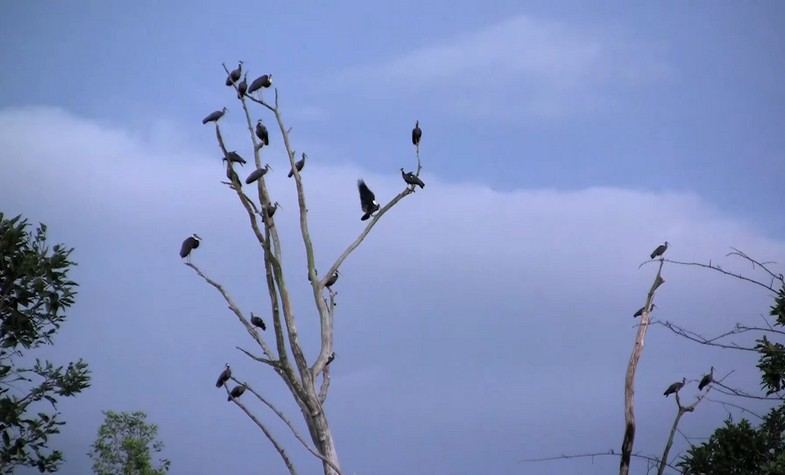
left=358, top=180, right=375, bottom=207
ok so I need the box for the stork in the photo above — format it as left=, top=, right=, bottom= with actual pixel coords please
left=228, top=383, right=247, bottom=401
left=357, top=179, right=380, bottom=221
left=215, top=364, right=231, bottom=388
left=663, top=377, right=686, bottom=397
left=255, top=120, right=269, bottom=146
left=650, top=241, right=669, bottom=259
left=288, top=153, right=306, bottom=178
left=250, top=313, right=266, bottom=331
left=245, top=164, right=271, bottom=184
left=324, top=270, right=340, bottom=289
left=179, top=234, right=201, bottom=261
left=236, top=73, right=248, bottom=98
left=202, top=107, right=227, bottom=125
left=226, top=62, right=243, bottom=86
left=224, top=151, right=247, bottom=166
left=401, top=168, right=425, bottom=189
left=698, top=366, right=714, bottom=390
left=412, top=120, right=422, bottom=146
left=248, top=74, right=273, bottom=94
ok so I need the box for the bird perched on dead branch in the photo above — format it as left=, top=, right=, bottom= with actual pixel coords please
left=202, top=107, right=227, bottom=125
left=255, top=120, right=269, bottom=146
left=633, top=303, right=656, bottom=318
left=401, top=168, right=425, bottom=189
left=650, top=241, right=669, bottom=259
left=228, top=384, right=247, bottom=401
left=248, top=74, right=272, bottom=94
left=663, top=377, right=686, bottom=397
left=412, top=120, right=422, bottom=146
left=251, top=314, right=266, bottom=331
left=245, top=165, right=271, bottom=184
left=224, top=151, right=247, bottom=166
left=358, top=180, right=380, bottom=221
left=698, top=366, right=714, bottom=390
left=236, top=73, right=248, bottom=98
left=215, top=364, right=231, bottom=387
left=180, top=234, right=201, bottom=260
left=324, top=270, right=340, bottom=289
left=226, top=62, right=243, bottom=86
left=288, top=153, right=306, bottom=178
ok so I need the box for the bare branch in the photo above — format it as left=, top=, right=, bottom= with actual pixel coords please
left=664, top=258, right=778, bottom=293
left=235, top=346, right=277, bottom=368
left=521, top=450, right=681, bottom=473
left=706, top=398, right=764, bottom=420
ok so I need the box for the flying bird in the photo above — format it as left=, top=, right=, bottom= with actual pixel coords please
left=236, top=73, right=248, bottom=98
left=224, top=151, right=247, bottom=166
left=180, top=234, right=201, bottom=260
left=358, top=179, right=380, bottom=221
left=698, top=366, right=714, bottom=391
left=202, top=107, right=227, bottom=125
left=412, top=120, right=422, bottom=146
left=255, top=120, right=269, bottom=146
left=324, top=270, right=340, bottom=289
left=226, top=62, right=243, bottom=86
left=248, top=74, right=273, bottom=94
left=250, top=314, right=266, bottom=331
left=245, top=164, right=271, bottom=184
left=288, top=153, right=306, bottom=178
left=663, top=377, right=686, bottom=397
left=633, top=303, right=656, bottom=318
left=228, top=384, right=247, bottom=401
left=401, top=168, right=425, bottom=189
left=215, top=364, right=231, bottom=388
left=650, top=241, right=669, bottom=259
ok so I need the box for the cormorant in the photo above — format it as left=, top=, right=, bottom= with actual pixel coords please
left=180, top=234, right=201, bottom=259
left=215, top=364, right=231, bottom=387
left=202, top=107, right=227, bottom=125
left=650, top=241, right=669, bottom=259
left=698, top=366, right=714, bottom=390
left=248, top=74, right=273, bottom=94
left=228, top=383, right=247, bottom=401
left=357, top=179, right=380, bottom=221
left=250, top=313, right=266, bottom=331
left=288, top=153, right=306, bottom=178
left=226, top=62, right=243, bottom=86
left=245, top=164, right=271, bottom=184
left=255, top=120, right=269, bottom=146
left=663, top=377, right=686, bottom=397
left=633, top=303, right=656, bottom=318
left=401, top=168, right=425, bottom=188
left=224, top=151, right=247, bottom=166
left=324, top=270, right=339, bottom=288
left=412, top=120, right=422, bottom=146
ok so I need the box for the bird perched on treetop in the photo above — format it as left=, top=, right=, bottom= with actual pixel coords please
left=202, top=107, right=227, bottom=125
left=180, top=234, right=201, bottom=260
left=226, top=62, right=243, bottom=86
left=248, top=74, right=273, bottom=94
left=401, top=168, right=425, bottom=189
left=236, top=73, right=248, bottom=98
left=698, top=366, right=714, bottom=391
left=357, top=180, right=380, bottom=221
left=215, top=364, right=231, bottom=388
left=663, top=377, right=686, bottom=397
left=650, top=241, right=669, bottom=259
left=412, top=120, right=422, bottom=146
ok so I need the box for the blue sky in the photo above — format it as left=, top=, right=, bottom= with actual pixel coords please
left=2, top=2, right=785, bottom=474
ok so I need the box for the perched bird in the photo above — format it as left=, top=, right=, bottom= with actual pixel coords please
left=650, top=241, right=669, bottom=259
left=248, top=74, right=273, bottom=94
left=401, top=168, right=425, bottom=189
left=698, top=366, right=714, bottom=391
left=288, top=153, right=306, bottom=178
left=663, top=377, right=686, bottom=397
left=245, top=164, right=271, bottom=184
left=412, top=120, right=422, bottom=146
left=250, top=313, right=266, bottom=331
left=633, top=303, right=656, bottom=318
left=255, top=120, right=269, bottom=146
left=215, top=364, right=231, bottom=388
left=226, top=62, right=243, bottom=86
left=263, top=202, right=280, bottom=219
left=224, top=151, right=247, bottom=166
left=180, top=234, right=201, bottom=260
left=202, top=107, right=227, bottom=125
left=357, top=179, right=380, bottom=221
left=226, top=165, right=241, bottom=187
left=324, top=270, right=340, bottom=289
left=326, top=352, right=336, bottom=366
left=228, top=384, right=247, bottom=401
left=236, top=73, right=248, bottom=98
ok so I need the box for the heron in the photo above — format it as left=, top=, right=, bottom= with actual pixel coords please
left=228, top=383, right=247, bottom=401
left=698, top=366, right=714, bottom=390
left=215, top=364, right=231, bottom=388
left=650, top=241, right=669, bottom=259
left=245, top=164, right=271, bottom=184
left=226, top=61, right=243, bottom=86
left=401, top=168, right=425, bottom=189
left=250, top=313, right=266, bottom=331
left=255, top=120, right=269, bottom=146
left=412, top=120, right=422, bottom=146
left=224, top=151, right=247, bottom=166
left=236, top=73, right=248, bottom=98
left=663, top=377, right=686, bottom=397
left=248, top=74, right=273, bottom=94
left=358, top=179, right=380, bottom=221
left=288, top=153, right=306, bottom=178
left=324, top=270, right=340, bottom=289
left=202, top=107, right=227, bottom=125
left=180, top=234, right=201, bottom=261
left=633, top=303, right=656, bottom=318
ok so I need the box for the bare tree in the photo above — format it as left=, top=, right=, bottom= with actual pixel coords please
left=183, top=63, right=425, bottom=474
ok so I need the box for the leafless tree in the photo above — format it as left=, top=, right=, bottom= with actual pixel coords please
left=183, top=63, right=425, bottom=475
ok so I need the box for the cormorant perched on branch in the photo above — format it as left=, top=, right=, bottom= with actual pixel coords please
left=324, top=270, right=339, bottom=289
left=255, top=120, right=269, bottom=146
left=180, top=234, right=201, bottom=259
left=245, top=165, right=271, bottom=184
left=698, top=366, right=714, bottom=390
left=236, top=73, right=248, bottom=98
left=663, top=377, right=686, bottom=397
left=251, top=313, right=266, bottom=331
left=224, top=151, right=247, bottom=166
left=215, top=364, right=231, bottom=388
left=412, top=120, right=422, bottom=146
left=202, top=107, right=227, bottom=124
left=326, top=352, right=336, bottom=366
left=633, top=303, right=656, bottom=318
left=357, top=179, right=380, bottom=221
left=248, top=74, right=272, bottom=94
left=650, top=241, right=669, bottom=259
left=226, top=62, right=243, bottom=86
left=401, top=168, right=425, bottom=189
left=228, top=384, right=247, bottom=401
left=288, top=153, right=306, bottom=178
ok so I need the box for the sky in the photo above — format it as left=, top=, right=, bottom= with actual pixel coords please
left=1, top=2, right=784, bottom=474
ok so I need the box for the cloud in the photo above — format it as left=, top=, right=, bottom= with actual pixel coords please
left=334, top=15, right=671, bottom=119
left=2, top=107, right=782, bottom=474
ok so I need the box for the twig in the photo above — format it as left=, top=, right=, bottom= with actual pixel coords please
left=664, top=258, right=778, bottom=294
left=521, top=450, right=681, bottom=473
left=706, top=398, right=764, bottom=420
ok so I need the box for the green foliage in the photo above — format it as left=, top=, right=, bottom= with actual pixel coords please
left=0, top=213, right=90, bottom=473
left=88, top=411, right=170, bottom=475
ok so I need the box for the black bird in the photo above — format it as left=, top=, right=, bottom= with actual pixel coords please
left=263, top=202, right=280, bottom=220
left=202, top=107, right=227, bottom=125
left=215, top=364, right=231, bottom=388
left=236, top=73, right=248, bottom=98
left=324, top=270, right=340, bottom=289
left=412, top=120, right=422, bottom=146
left=180, top=234, right=201, bottom=260
left=226, top=62, right=243, bottom=86
left=224, top=151, right=247, bottom=166
left=650, top=241, right=669, bottom=259
left=698, top=366, right=714, bottom=391
left=245, top=164, right=271, bottom=184
left=326, top=352, right=336, bottom=366
left=401, top=168, right=425, bottom=189
left=255, top=120, right=269, bottom=146
left=228, top=384, right=247, bottom=401
left=288, top=153, right=306, bottom=178
left=250, top=313, right=266, bottom=331
left=248, top=74, right=273, bottom=94
left=663, top=377, right=686, bottom=397
left=633, top=303, right=656, bottom=318
left=357, top=179, right=380, bottom=221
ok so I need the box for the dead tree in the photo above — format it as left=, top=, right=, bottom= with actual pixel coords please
left=184, top=63, right=425, bottom=475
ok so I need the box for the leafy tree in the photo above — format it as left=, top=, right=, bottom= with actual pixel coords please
left=0, top=213, right=90, bottom=473
left=88, top=411, right=170, bottom=475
